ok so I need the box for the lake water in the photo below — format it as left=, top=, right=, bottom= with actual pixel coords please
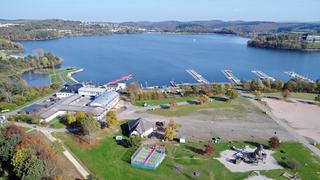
left=21, top=33, right=320, bottom=86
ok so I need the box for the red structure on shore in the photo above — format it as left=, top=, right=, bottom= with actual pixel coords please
left=105, top=73, right=133, bottom=86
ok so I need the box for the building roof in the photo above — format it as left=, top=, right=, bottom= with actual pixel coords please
left=78, top=87, right=106, bottom=93
left=22, top=104, right=43, bottom=114
left=60, top=83, right=83, bottom=93
left=128, top=118, right=154, bottom=135
left=90, top=91, right=119, bottom=107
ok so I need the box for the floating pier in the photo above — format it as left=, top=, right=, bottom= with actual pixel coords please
left=186, top=69, right=210, bottom=84
left=222, top=69, right=241, bottom=85
left=170, top=81, right=177, bottom=87
left=285, top=71, right=314, bottom=83
left=252, top=70, right=275, bottom=81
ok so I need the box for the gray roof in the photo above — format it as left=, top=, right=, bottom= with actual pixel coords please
left=90, top=91, right=119, bottom=107
left=40, top=94, right=106, bottom=119
left=128, top=118, right=154, bottom=135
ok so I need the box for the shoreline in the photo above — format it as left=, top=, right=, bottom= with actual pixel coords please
left=67, top=68, right=83, bottom=83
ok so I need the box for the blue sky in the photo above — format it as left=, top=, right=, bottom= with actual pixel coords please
left=1, top=0, right=320, bottom=22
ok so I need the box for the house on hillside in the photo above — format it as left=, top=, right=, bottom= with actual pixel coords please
left=128, top=118, right=155, bottom=138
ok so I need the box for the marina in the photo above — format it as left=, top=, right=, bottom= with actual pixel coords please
left=285, top=71, right=314, bottom=83
left=222, top=70, right=242, bottom=85
left=186, top=69, right=210, bottom=84
left=252, top=70, right=275, bottom=81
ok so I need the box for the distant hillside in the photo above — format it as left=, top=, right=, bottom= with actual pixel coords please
left=121, top=20, right=320, bottom=36
left=1, top=19, right=320, bottom=41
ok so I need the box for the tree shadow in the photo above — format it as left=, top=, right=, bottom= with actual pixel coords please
left=185, top=145, right=204, bottom=155
left=243, top=141, right=270, bottom=149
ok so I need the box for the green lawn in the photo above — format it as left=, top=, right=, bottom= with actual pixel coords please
left=48, top=67, right=80, bottom=84
left=56, top=131, right=320, bottom=180
left=134, top=96, right=198, bottom=107
left=263, top=92, right=318, bottom=101
left=47, top=117, right=66, bottom=129
left=149, top=97, right=258, bottom=117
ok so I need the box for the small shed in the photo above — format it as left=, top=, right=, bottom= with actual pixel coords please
left=128, top=118, right=155, bottom=138
left=179, top=136, right=186, bottom=143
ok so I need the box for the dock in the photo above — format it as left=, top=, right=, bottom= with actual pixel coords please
left=252, top=70, right=275, bottom=81
left=222, top=70, right=241, bottom=85
left=186, top=69, right=210, bottom=84
left=285, top=71, right=314, bottom=83
left=170, top=81, right=177, bottom=87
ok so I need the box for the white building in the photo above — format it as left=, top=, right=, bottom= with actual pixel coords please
left=78, top=87, right=106, bottom=97
left=56, top=83, right=83, bottom=98
left=90, top=91, right=120, bottom=111
left=105, top=83, right=127, bottom=91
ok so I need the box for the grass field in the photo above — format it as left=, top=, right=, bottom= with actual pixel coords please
left=47, top=117, right=65, bottom=129
left=48, top=67, right=80, bottom=84
left=263, top=92, right=318, bottom=101
left=56, top=130, right=320, bottom=180
left=134, top=96, right=198, bottom=107
left=149, top=97, right=259, bottom=117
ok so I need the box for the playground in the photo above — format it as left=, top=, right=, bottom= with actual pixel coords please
left=131, top=145, right=166, bottom=170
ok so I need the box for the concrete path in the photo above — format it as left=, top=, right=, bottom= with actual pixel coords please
left=63, top=150, right=90, bottom=178
left=14, top=122, right=90, bottom=178
left=248, top=98, right=320, bottom=157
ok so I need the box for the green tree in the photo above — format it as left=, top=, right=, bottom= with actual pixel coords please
left=106, top=111, right=119, bottom=128
left=225, top=89, right=239, bottom=100
left=253, top=90, right=262, bottom=100
left=12, top=151, right=45, bottom=180
left=129, top=136, right=141, bottom=148
left=315, top=94, right=320, bottom=102
left=79, top=114, right=100, bottom=144
left=0, top=134, right=21, bottom=162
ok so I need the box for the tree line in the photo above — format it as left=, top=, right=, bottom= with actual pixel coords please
left=0, top=125, right=62, bottom=179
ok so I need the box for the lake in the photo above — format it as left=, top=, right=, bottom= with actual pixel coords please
left=21, top=33, right=320, bottom=86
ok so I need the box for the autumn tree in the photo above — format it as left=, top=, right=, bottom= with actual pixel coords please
left=204, top=142, right=215, bottom=156
left=12, top=148, right=45, bottom=180
left=75, top=111, right=86, bottom=121
left=269, top=136, right=281, bottom=149
left=106, top=111, right=119, bottom=128
left=198, top=94, right=209, bottom=104
left=169, top=99, right=177, bottom=109
left=66, top=113, right=77, bottom=125
left=164, top=127, right=176, bottom=141
left=79, top=114, right=100, bottom=144
left=282, top=89, right=290, bottom=99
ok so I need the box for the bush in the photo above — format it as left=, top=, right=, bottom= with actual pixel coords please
left=287, top=159, right=301, bottom=170
left=129, top=136, right=141, bottom=148
left=269, top=136, right=281, bottom=149
left=204, top=143, right=215, bottom=156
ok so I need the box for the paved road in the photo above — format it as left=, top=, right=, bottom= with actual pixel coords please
left=247, top=97, right=320, bottom=157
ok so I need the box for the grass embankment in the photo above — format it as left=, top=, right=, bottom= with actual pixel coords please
left=263, top=92, right=317, bottom=101
left=48, top=67, right=81, bottom=84
left=46, top=117, right=66, bottom=129
left=56, top=131, right=320, bottom=180
left=133, top=96, right=198, bottom=107
left=149, top=97, right=259, bottom=117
